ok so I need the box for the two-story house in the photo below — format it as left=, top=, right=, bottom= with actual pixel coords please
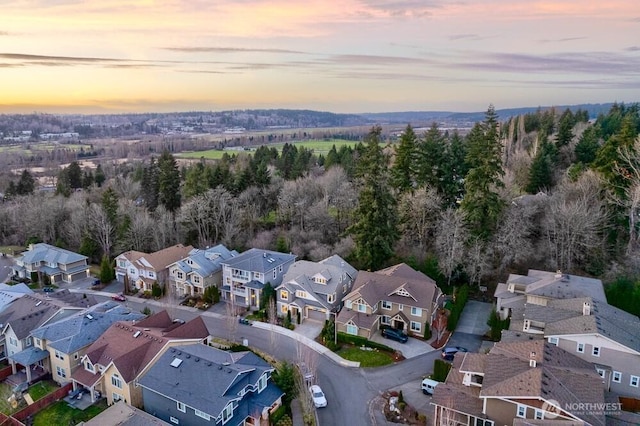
left=221, top=249, right=296, bottom=311
left=168, top=244, right=238, bottom=297
left=0, top=291, right=95, bottom=384
left=11, top=243, right=90, bottom=284
left=23, top=301, right=144, bottom=386
left=336, top=263, right=442, bottom=340
left=494, top=269, right=606, bottom=320
left=115, top=244, right=193, bottom=292
left=275, top=255, right=357, bottom=323
left=70, top=311, right=209, bottom=407
left=432, top=338, right=606, bottom=426
left=509, top=296, right=640, bottom=399
left=138, top=344, right=283, bottom=426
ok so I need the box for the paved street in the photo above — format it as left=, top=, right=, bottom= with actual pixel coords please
left=0, top=255, right=15, bottom=283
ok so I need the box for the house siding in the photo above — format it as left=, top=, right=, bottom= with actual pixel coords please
left=142, top=387, right=223, bottom=426
left=484, top=398, right=520, bottom=425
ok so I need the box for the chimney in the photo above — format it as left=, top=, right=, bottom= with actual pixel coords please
left=583, top=301, right=591, bottom=316
left=263, top=253, right=267, bottom=258
left=529, top=352, right=537, bottom=368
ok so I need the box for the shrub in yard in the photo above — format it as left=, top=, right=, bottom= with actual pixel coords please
left=423, top=322, right=432, bottom=340
left=432, top=359, right=452, bottom=382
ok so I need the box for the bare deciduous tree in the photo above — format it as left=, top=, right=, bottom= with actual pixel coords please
left=464, top=237, right=491, bottom=287
left=88, top=203, right=115, bottom=256
left=614, top=139, right=640, bottom=256
left=435, top=208, right=468, bottom=286
left=398, top=187, right=442, bottom=249
left=492, top=201, right=537, bottom=272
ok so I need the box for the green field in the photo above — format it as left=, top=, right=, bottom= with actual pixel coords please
left=177, top=139, right=359, bottom=160
left=0, top=143, right=89, bottom=155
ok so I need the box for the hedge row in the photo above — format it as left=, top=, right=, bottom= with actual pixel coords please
left=446, top=285, right=469, bottom=332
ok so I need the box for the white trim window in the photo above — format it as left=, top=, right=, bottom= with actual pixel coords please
left=258, top=374, right=267, bottom=392
left=596, top=368, right=605, bottom=379
left=613, top=371, right=622, bottom=383
left=534, top=409, right=543, bottom=420
left=410, top=307, right=422, bottom=317
left=631, top=375, right=639, bottom=388
left=357, top=303, right=366, bottom=313
left=346, top=324, right=357, bottom=335
left=222, top=404, right=233, bottom=424
left=345, top=300, right=352, bottom=310
left=592, top=346, right=600, bottom=357
left=55, top=350, right=64, bottom=360
left=177, top=401, right=186, bottom=412
left=381, top=300, right=392, bottom=310
left=273, top=270, right=277, bottom=279
left=547, top=337, right=558, bottom=345
left=410, top=321, right=421, bottom=332
left=381, top=315, right=390, bottom=325
left=170, top=417, right=179, bottom=425
left=398, top=304, right=403, bottom=311
left=516, top=404, right=526, bottom=418
left=576, top=342, right=585, bottom=353
left=195, top=409, right=211, bottom=420
left=111, top=373, right=123, bottom=389
left=113, top=392, right=122, bottom=402
left=56, top=366, right=66, bottom=378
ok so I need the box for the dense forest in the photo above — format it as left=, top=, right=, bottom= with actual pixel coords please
left=2, top=103, right=640, bottom=311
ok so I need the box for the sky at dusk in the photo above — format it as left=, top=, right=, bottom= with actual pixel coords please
left=0, top=0, right=638, bottom=114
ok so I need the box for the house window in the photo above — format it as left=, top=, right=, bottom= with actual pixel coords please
left=534, top=409, right=543, bottom=420
left=193, top=275, right=200, bottom=284
left=631, top=376, right=639, bottom=387
left=111, top=374, right=122, bottom=389
left=516, top=404, right=526, bottom=418
left=129, top=268, right=135, bottom=274
left=597, top=368, right=605, bottom=379
left=381, top=300, right=392, bottom=310
left=357, top=303, right=366, bottom=313
left=35, top=338, right=41, bottom=347
left=170, top=417, right=179, bottom=424
left=149, top=271, right=155, bottom=278
left=118, top=260, right=126, bottom=268
left=346, top=324, right=357, bottom=335
left=177, top=401, right=186, bottom=412
left=56, top=366, right=66, bottom=378
left=112, top=393, right=122, bottom=402
left=381, top=315, right=390, bottom=325
left=296, top=290, right=308, bottom=299
left=411, top=307, right=422, bottom=317
left=576, top=343, right=584, bottom=353
left=177, top=271, right=184, bottom=279
left=280, top=304, right=288, bottom=313
left=222, top=404, right=233, bottom=424
left=85, top=361, right=94, bottom=373
left=475, top=420, right=494, bottom=426
left=410, top=321, right=421, bottom=332
left=345, top=300, right=352, bottom=309
left=398, top=304, right=403, bottom=311
left=592, top=346, right=600, bottom=357
left=280, top=290, right=289, bottom=300
left=613, top=371, right=622, bottom=383
left=258, top=374, right=267, bottom=392
left=279, top=265, right=283, bottom=272
left=55, top=350, right=64, bottom=360
left=548, top=337, right=558, bottom=345
left=195, top=410, right=210, bottom=420
left=8, top=337, right=17, bottom=347
left=273, top=270, right=277, bottom=279
left=327, top=294, right=334, bottom=303
left=25, top=337, right=33, bottom=347
left=74, top=352, right=79, bottom=360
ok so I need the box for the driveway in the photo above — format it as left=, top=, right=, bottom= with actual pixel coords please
left=445, top=300, right=493, bottom=353
left=369, top=333, right=436, bottom=358
left=0, top=255, right=15, bottom=283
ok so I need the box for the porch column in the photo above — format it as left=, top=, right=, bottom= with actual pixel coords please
left=10, top=360, right=16, bottom=374
left=26, top=366, right=32, bottom=383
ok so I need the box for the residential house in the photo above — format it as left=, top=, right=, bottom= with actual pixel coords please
left=169, top=244, right=238, bottom=297
left=139, top=344, right=283, bottom=426
left=115, top=244, right=193, bottom=292
left=0, top=283, right=33, bottom=314
left=336, top=263, right=443, bottom=340
left=11, top=243, right=90, bottom=284
left=0, top=291, right=95, bottom=382
left=70, top=311, right=209, bottom=407
left=24, top=301, right=144, bottom=386
left=221, top=249, right=296, bottom=311
left=432, top=339, right=606, bottom=426
left=494, top=270, right=606, bottom=321
left=509, top=296, right=640, bottom=399
left=275, top=255, right=357, bottom=323
left=83, top=401, right=171, bottom=426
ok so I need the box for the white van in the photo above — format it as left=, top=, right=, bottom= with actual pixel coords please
left=421, top=378, right=438, bottom=395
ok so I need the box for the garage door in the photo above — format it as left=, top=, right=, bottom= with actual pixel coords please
left=306, top=308, right=326, bottom=322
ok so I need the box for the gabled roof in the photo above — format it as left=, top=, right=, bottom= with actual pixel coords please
left=80, top=311, right=207, bottom=383
left=18, top=243, right=87, bottom=265
left=30, top=301, right=145, bottom=354
left=136, top=244, right=194, bottom=271
left=344, top=264, right=440, bottom=310
left=222, top=248, right=296, bottom=273
left=82, top=401, right=171, bottom=426
left=138, top=344, right=282, bottom=420
left=504, top=269, right=606, bottom=302
left=171, top=244, right=239, bottom=276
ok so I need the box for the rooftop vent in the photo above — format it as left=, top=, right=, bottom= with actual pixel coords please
left=35, top=301, right=42, bottom=307
left=86, top=314, right=94, bottom=320
left=133, top=331, right=141, bottom=338
left=170, top=358, right=183, bottom=368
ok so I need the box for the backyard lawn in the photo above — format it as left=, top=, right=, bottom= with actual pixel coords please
left=33, top=399, right=108, bottom=426
left=336, top=346, right=394, bottom=367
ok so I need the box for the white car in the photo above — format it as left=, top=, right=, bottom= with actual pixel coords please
left=309, top=384, right=327, bottom=408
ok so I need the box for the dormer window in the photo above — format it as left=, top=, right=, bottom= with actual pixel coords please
left=258, top=374, right=267, bottom=392
left=315, top=277, right=327, bottom=284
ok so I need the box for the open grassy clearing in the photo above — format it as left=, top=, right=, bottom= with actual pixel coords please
left=33, top=399, right=108, bottom=426
left=0, top=143, right=88, bottom=154
left=177, top=139, right=359, bottom=159
left=336, top=346, right=394, bottom=367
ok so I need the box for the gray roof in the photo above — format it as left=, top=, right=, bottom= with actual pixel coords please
left=138, top=344, right=282, bottom=419
left=513, top=270, right=606, bottom=302
left=9, top=346, right=49, bottom=366
left=30, top=301, right=145, bottom=354
left=171, top=244, right=239, bottom=276
left=83, top=401, right=171, bottom=426
left=222, top=248, right=296, bottom=274
left=18, top=243, right=87, bottom=265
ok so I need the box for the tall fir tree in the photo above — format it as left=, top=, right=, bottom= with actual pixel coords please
left=417, top=123, right=446, bottom=190
left=157, top=150, right=181, bottom=212
left=141, top=157, right=160, bottom=211
left=390, top=124, right=418, bottom=192
left=526, top=136, right=557, bottom=193
left=461, top=105, right=505, bottom=239
left=348, top=126, right=399, bottom=270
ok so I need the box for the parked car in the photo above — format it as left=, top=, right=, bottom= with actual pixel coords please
left=381, top=327, right=409, bottom=343
left=42, top=286, right=55, bottom=293
left=93, top=279, right=101, bottom=286
left=441, top=346, right=468, bottom=361
left=421, top=378, right=439, bottom=395
left=309, top=384, right=327, bottom=408
left=111, top=293, right=126, bottom=302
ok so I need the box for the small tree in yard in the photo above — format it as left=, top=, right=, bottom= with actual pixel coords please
left=123, top=274, right=130, bottom=295
left=100, top=255, right=114, bottom=284
left=203, top=286, right=220, bottom=304
left=423, top=322, right=432, bottom=340
left=432, top=359, right=452, bottom=382
left=151, top=281, right=163, bottom=298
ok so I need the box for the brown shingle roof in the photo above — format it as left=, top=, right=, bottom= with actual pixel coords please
left=136, top=244, right=193, bottom=271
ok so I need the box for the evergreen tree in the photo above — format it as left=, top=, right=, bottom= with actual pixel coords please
left=556, top=108, right=575, bottom=147
left=348, top=126, right=399, bottom=270
left=55, top=169, right=71, bottom=197
left=183, top=162, right=208, bottom=199
left=594, top=114, right=639, bottom=197
left=102, top=187, right=119, bottom=226
left=5, top=181, right=17, bottom=199
left=440, top=130, right=468, bottom=206
left=16, top=169, right=35, bottom=195
left=158, top=151, right=181, bottom=212
left=574, top=125, right=600, bottom=165
left=66, top=161, right=83, bottom=189
left=99, top=255, right=114, bottom=283
left=390, top=124, right=418, bottom=192
left=94, top=164, right=106, bottom=187
left=417, top=123, right=446, bottom=189
left=141, top=157, right=160, bottom=211
left=526, top=137, right=557, bottom=193
left=461, top=105, right=505, bottom=238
